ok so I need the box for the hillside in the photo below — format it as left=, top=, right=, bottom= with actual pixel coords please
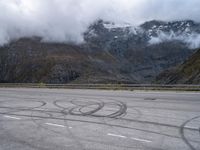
left=0, top=19, right=199, bottom=84
left=0, top=38, right=137, bottom=84
left=156, top=49, right=200, bottom=84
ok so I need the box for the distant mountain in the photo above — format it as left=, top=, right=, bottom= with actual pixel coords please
left=85, top=19, right=200, bottom=50
left=156, top=49, right=200, bottom=84
left=0, top=20, right=199, bottom=84
left=84, top=19, right=198, bottom=82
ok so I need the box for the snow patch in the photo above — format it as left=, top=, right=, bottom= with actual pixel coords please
left=103, top=22, right=132, bottom=29
left=114, top=36, right=118, bottom=39
left=87, top=29, right=97, bottom=37
left=152, top=25, right=157, bottom=29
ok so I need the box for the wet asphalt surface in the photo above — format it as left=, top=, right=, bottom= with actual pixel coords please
left=0, top=88, right=200, bottom=150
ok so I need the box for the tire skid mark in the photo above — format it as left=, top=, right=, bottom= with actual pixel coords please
left=180, top=116, right=200, bottom=150
left=1, top=111, right=200, bottom=143
left=54, top=99, right=127, bottom=118
left=62, top=108, right=86, bottom=150
left=1, top=97, right=200, bottom=147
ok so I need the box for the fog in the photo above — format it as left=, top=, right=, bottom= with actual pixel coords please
left=149, top=31, right=200, bottom=49
left=1, top=0, right=200, bottom=45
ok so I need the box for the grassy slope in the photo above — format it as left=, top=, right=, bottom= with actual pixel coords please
left=156, top=49, right=200, bottom=84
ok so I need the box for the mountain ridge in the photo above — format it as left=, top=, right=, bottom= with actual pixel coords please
left=0, top=19, right=199, bottom=84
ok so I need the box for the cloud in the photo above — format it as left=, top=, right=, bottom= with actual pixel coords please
left=184, top=33, right=200, bottom=49
left=148, top=31, right=200, bottom=49
left=148, top=31, right=176, bottom=45
left=0, top=0, right=200, bottom=45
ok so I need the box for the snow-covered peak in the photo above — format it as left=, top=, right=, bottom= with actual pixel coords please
left=103, top=22, right=132, bottom=29
left=85, top=19, right=200, bottom=49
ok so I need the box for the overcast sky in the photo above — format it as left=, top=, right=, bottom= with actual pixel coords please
left=1, top=0, right=200, bottom=45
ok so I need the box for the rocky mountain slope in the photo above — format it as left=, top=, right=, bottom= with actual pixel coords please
left=0, top=20, right=199, bottom=84
left=85, top=20, right=200, bottom=50
left=84, top=20, right=198, bottom=81
left=0, top=38, right=135, bottom=83
left=156, top=49, right=200, bottom=84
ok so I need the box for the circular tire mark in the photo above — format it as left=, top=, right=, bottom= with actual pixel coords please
left=0, top=100, right=46, bottom=115
left=54, top=99, right=127, bottom=118
left=180, top=116, right=200, bottom=150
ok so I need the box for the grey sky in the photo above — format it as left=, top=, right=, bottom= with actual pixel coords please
left=0, top=0, right=200, bottom=45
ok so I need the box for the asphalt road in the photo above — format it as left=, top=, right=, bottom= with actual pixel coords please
left=0, top=88, right=200, bottom=150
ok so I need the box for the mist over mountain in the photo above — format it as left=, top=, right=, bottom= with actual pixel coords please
left=85, top=20, right=200, bottom=49
left=0, top=19, right=198, bottom=84
left=1, top=0, right=200, bottom=45
left=1, top=0, right=200, bottom=84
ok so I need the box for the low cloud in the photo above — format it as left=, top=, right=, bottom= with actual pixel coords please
left=149, top=31, right=200, bottom=49
left=1, top=0, right=200, bottom=45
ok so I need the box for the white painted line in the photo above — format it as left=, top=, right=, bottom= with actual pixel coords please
left=45, top=123, right=65, bottom=128
left=131, top=137, right=152, bottom=143
left=184, top=126, right=198, bottom=130
left=4, top=115, right=21, bottom=120
left=69, top=127, right=73, bottom=129
left=107, top=133, right=127, bottom=138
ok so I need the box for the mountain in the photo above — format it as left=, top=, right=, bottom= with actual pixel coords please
left=84, top=20, right=198, bottom=82
left=156, top=49, right=200, bottom=84
left=0, top=38, right=136, bottom=84
left=0, top=20, right=199, bottom=84
left=85, top=19, right=200, bottom=50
